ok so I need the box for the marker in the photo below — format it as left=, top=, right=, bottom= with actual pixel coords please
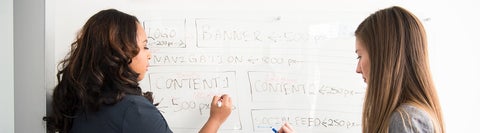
left=217, top=100, right=222, bottom=107
left=271, top=127, right=278, bottom=133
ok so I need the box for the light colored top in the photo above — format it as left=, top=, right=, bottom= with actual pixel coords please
left=389, top=104, right=434, bottom=133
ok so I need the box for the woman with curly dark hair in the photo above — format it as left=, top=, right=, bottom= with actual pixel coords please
left=47, top=9, right=232, bottom=133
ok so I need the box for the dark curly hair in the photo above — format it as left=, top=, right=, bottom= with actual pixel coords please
left=46, top=9, right=155, bottom=133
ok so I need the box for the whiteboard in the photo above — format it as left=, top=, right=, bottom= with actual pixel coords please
left=139, top=15, right=365, bottom=133
left=47, top=1, right=387, bottom=133
left=48, top=0, right=480, bottom=133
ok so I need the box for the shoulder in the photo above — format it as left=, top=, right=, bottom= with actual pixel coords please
left=70, top=95, right=155, bottom=133
left=122, top=94, right=151, bottom=104
left=121, top=95, right=160, bottom=118
left=121, top=95, right=173, bottom=133
left=110, top=95, right=154, bottom=112
left=389, top=104, right=434, bottom=133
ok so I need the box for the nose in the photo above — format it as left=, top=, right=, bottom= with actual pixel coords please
left=147, top=51, right=152, bottom=60
left=356, top=62, right=361, bottom=74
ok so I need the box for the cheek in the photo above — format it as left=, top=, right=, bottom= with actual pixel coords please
left=140, top=55, right=149, bottom=66
left=138, top=51, right=148, bottom=61
left=130, top=56, right=144, bottom=71
left=362, top=61, right=370, bottom=76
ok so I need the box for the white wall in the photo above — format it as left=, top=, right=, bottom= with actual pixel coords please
left=0, top=0, right=14, bottom=132
left=14, top=0, right=46, bottom=133
left=424, top=1, right=480, bottom=132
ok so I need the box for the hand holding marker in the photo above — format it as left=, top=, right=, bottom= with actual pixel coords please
left=272, top=127, right=278, bottom=133
left=274, top=123, right=295, bottom=133
left=217, top=98, right=222, bottom=107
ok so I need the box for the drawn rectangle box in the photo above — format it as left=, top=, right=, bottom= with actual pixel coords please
left=195, top=18, right=312, bottom=48
left=147, top=71, right=242, bottom=130
left=143, top=19, right=187, bottom=48
left=247, top=71, right=365, bottom=106
left=251, top=109, right=361, bottom=133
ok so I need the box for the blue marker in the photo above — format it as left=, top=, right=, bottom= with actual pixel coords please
left=271, top=127, right=278, bottom=133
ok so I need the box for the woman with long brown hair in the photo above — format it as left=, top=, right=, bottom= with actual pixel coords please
left=279, top=6, right=445, bottom=133
left=46, top=9, right=232, bottom=133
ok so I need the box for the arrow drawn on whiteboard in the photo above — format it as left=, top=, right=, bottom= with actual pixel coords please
left=156, top=97, right=168, bottom=113
left=179, top=40, right=186, bottom=47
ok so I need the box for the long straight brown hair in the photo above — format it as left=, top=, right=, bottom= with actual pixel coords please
left=355, top=6, right=444, bottom=133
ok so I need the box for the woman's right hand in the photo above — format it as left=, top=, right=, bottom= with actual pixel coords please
left=209, top=94, right=232, bottom=123
left=278, top=123, right=295, bottom=133
left=198, top=94, right=232, bottom=133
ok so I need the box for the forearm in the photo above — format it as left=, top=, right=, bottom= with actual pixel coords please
left=198, top=118, right=222, bottom=133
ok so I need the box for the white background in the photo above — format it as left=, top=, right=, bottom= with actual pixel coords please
left=48, top=0, right=480, bottom=132
left=3, top=0, right=477, bottom=132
